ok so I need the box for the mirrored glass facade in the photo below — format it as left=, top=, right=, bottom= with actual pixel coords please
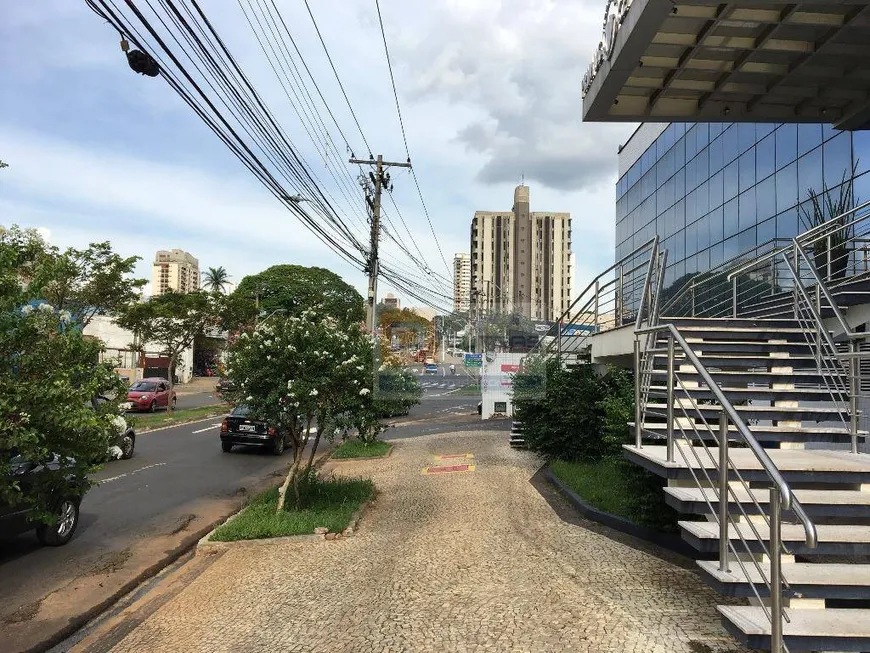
left=615, top=123, right=870, bottom=293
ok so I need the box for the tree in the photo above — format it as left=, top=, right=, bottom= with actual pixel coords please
left=235, top=264, right=364, bottom=327
left=202, top=266, right=230, bottom=294
left=36, top=241, right=145, bottom=328
left=224, top=309, right=372, bottom=511
left=1, top=227, right=127, bottom=518
left=118, top=290, right=219, bottom=409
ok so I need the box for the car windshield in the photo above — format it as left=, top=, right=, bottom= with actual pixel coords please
left=231, top=405, right=250, bottom=417
left=130, top=382, right=157, bottom=392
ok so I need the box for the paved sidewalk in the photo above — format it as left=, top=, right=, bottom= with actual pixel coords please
left=100, top=430, right=748, bottom=653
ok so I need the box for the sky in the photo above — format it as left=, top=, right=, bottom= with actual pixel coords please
left=0, top=0, right=635, bottom=313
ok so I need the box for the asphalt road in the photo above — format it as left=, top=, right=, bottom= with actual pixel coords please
left=0, top=369, right=497, bottom=652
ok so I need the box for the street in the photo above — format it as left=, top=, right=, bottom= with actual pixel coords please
left=0, top=376, right=484, bottom=653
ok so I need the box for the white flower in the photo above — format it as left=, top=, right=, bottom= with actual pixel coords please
left=38, top=302, right=54, bottom=312
left=112, top=415, right=127, bottom=432
left=21, top=305, right=33, bottom=316
left=246, top=395, right=253, bottom=401
left=59, top=310, right=72, bottom=324
left=359, top=388, right=371, bottom=396
left=309, top=389, right=318, bottom=396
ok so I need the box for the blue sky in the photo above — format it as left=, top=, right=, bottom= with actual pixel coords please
left=0, top=0, right=634, bottom=312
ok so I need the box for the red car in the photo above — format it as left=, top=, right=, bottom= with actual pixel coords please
left=124, top=378, right=177, bottom=412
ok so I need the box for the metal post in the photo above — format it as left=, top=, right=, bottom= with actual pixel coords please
left=634, top=338, right=642, bottom=448
left=719, top=411, right=730, bottom=573
left=793, top=243, right=800, bottom=320
left=850, top=340, right=859, bottom=455
left=691, top=284, right=696, bottom=318
left=826, top=234, right=832, bottom=281
left=594, top=279, right=600, bottom=327
left=731, top=276, right=738, bottom=318
left=770, top=488, right=783, bottom=653
left=666, top=334, right=675, bottom=463
left=617, top=265, right=624, bottom=327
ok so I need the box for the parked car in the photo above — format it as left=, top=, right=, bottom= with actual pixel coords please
left=92, top=396, right=135, bottom=460
left=0, top=455, right=85, bottom=546
left=214, top=378, right=236, bottom=395
left=220, top=405, right=289, bottom=455
left=424, top=363, right=438, bottom=375
left=123, top=378, right=176, bottom=413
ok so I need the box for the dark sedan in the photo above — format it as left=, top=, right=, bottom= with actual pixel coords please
left=1, top=455, right=85, bottom=546
left=220, top=405, right=289, bottom=455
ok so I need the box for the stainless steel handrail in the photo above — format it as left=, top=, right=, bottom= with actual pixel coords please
left=795, top=198, right=870, bottom=246
left=635, top=322, right=818, bottom=547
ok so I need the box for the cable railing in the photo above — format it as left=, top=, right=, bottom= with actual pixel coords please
left=635, top=323, right=818, bottom=653
left=528, top=236, right=661, bottom=363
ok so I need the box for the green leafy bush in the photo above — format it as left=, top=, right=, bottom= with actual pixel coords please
left=374, top=366, right=423, bottom=418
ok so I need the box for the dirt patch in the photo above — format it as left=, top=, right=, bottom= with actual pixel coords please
left=688, top=642, right=713, bottom=653
left=88, top=549, right=133, bottom=576
left=3, top=599, right=41, bottom=624
left=170, top=514, right=197, bottom=536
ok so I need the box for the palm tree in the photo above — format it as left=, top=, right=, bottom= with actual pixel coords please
left=202, top=266, right=230, bottom=294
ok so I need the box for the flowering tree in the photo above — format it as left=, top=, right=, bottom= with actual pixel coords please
left=225, top=308, right=372, bottom=511
left=1, top=227, right=127, bottom=517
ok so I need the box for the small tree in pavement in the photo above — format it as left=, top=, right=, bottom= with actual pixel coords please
left=224, top=308, right=371, bottom=511
left=118, top=290, right=219, bottom=409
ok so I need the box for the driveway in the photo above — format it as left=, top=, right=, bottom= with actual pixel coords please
left=79, top=429, right=748, bottom=653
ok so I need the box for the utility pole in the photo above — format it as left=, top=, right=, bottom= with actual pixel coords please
left=350, top=155, right=412, bottom=384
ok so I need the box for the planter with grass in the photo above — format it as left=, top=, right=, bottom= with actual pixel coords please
left=209, top=474, right=374, bottom=543
left=331, top=439, right=392, bottom=460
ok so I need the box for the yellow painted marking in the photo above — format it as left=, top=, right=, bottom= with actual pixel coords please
left=421, top=464, right=476, bottom=475
left=434, top=453, right=474, bottom=461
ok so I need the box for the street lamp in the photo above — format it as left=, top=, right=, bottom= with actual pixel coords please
left=256, top=308, right=286, bottom=329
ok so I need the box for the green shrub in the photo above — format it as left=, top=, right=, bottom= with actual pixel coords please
left=374, top=366, right=423, bottom=418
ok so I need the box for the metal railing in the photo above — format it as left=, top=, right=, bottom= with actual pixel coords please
left=529, top=236, right=661, bottom=363
left=634, top=323, right=818, bottom=653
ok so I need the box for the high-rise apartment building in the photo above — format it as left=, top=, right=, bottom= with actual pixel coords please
left=382, top=293, right=400, bottom=310
left=453, top=253, right=471, bottom=312
left=152, top=249, right=200, bottom=296
left=470, top=185, right=572, bottom=322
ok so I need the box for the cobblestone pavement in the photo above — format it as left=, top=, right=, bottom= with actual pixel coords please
left=106, top=430, right=749, bottom=653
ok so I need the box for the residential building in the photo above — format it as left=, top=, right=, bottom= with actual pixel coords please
left=383, top=293, right=400, bottom=310
left=616, top=122, right=870, bottom=298
left=470, top=184, right=572, bottom=322
left=453, top=253, right=471, bottom=312
left=152, top=249, right=200, bottom=296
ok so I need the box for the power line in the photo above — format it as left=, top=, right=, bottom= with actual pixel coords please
left=373, top=0, right=452, bottom=278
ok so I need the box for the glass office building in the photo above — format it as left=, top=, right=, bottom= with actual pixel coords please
left=615, top=122, right=870, bottom=292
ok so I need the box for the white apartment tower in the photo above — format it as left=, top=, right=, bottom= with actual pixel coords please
left=152, top=249, right=200, bottom=296
left=470, top=185, right=572, bottom=322
left=453, top=253, right=471, bottom=312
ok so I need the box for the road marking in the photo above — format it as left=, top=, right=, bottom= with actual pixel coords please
left=191, top=423, right=221, bottom=434
left=422, top=464, right=475, bottom=475
left=100, top=462, right=167, bottom=484
left=434, top=453, right=474, bottom=460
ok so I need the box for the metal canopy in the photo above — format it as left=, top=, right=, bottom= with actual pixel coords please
left=582, top=1, right=870, bottom=129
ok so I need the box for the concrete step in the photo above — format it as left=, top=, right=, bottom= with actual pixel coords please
left=643, top=402, right=848, bottom=423
left=634, top=422, right=862, bottom=444
left=718, top=605, right=870, bottom=652
left=666, top=318, right=804, bottom=330
left=680, top=340, right=814, bottom=355
left=698, top=560, right=870, bottom=600
left=679, top=520, right=870, bottom=556
left=652, top=353, right=820, bottom=369
left=647, top=385, right=839, bottom=402
left=623, top=445, right=870, bottom=485
left=649, top=368, right=829, bottom=385
left=664, top=486, right=870, bottom=519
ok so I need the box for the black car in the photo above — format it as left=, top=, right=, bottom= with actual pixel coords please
left=215, top=378, right=236, bottom=395
left=1, top=455, right=85, bottom=546
left=220, top=405, right=289, bottom=455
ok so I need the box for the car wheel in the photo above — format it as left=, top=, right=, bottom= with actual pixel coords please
left=271, top=435, right=285, bottom=456
left=149, top=400, right=157, bottom=413
left=36, top=498, right=80, bottom=546
left=221, top=441, right=233, bottom=453
left=121, top=432, right=135, bottom=459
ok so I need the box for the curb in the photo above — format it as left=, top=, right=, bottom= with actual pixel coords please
left=544, top=466, right=696, bottom=559
left=330, top=443, right=394, bottom=461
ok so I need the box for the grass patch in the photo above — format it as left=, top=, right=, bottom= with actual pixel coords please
left=129, top=404, right=227, bottom=430
left=332, top=439, right=392, bottom=459
left=550, top=458, right=633, bottom=519
left=449, top=383, right=481, bottom=396
left=210, top=475, right=374, bottom=542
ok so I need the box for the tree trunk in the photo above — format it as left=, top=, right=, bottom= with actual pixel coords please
left=167, top=352, right=177, bottom=412
left=305, top=424, right=323, bottom=472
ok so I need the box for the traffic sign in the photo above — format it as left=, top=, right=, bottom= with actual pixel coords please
left=464, top=353, right=483, bottom=368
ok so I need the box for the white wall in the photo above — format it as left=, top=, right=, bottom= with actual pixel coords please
left=481, top=353, right=526, bottom=419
